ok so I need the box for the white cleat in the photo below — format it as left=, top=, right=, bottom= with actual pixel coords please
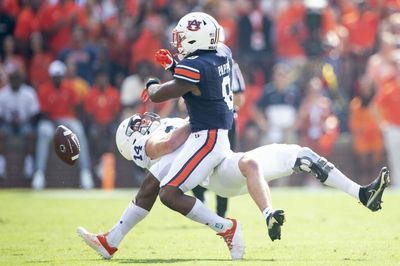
left=217, top=218, right=245, bottom=260
left=77, top=226, right=117, bottom=259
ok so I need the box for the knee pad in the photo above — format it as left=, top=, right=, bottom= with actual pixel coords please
left=293, top=147, right=334, bottom=183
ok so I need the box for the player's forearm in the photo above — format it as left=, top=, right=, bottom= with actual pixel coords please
left=167, top=122, right=191, bottom=151
left=146, top=122, right=191, bottom=159
left=148, top=80, right=184, bottom=103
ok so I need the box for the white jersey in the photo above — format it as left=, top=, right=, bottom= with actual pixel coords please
left=205, top=144, right=301, bottom=197
left=130, top=117, right=187, bottom=169
left=131, top=117, right=301, bottom=197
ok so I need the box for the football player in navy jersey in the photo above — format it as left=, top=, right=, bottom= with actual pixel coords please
left=192, top=59, right=246, bottom=217
left=140, top=12, right=245, bottom=259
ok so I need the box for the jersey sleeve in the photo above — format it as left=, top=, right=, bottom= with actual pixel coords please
left=173, top=59, right=201, bottom=84
left=131, top=135, right=152, bottom=169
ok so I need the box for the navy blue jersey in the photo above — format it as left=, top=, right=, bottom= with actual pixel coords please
left=173, top=44, right=234, bottom=132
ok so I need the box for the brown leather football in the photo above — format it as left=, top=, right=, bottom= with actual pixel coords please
left=53, top=125, right=80, bottom=165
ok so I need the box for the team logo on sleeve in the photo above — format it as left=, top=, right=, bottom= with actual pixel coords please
left=187, top=20, right=201, bottom=31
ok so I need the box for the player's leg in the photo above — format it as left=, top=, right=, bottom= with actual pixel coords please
left=159, top=129, right=229, bottom=219
left=238, top=154, right=285, bottom=241
left=159, top=129, right=244, bottom=259
left=237, top=144, right=303, bottom=239
left=213, top=121, right=238, bottom=218
left=294, top=146, right=390, bottom=211
left=239, top=155, right=271, bottom=212
left=159, top=186, right=244, bottom=260
left=216, top=196, right=228, bottom=217
left=159, top=160, right=233, bottom=231
left=77, top=173, right=160, bottom=259
left=105, top=173, right=160, bottom=246
left=192, top=185, right=207, bottom=202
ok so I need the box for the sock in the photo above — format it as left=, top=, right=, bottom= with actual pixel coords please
left=106, top=202, right=149, bottom=247
left=262, top=206, right=274, bottom=220
left=186, top=199, right=232, bottom=233
left=324, top=168, right=360, bottom=200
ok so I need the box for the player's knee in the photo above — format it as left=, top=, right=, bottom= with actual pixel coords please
left=238, top=155, right=260, bottom=178
left=297, top=147, right=320, bottom=162
left=159, top=186, right=179, bottom=208
left=293, top=147, right=334, bottom=183
left=135, top=175, right=160, bottom=202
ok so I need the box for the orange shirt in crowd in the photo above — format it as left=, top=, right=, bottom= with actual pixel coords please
left=349, top=97, right=383, bottom=154
left=125, top=0, right=139, bottom=17
left=67, top=77, right=90, bottom=103
left=275, top=3, right=307, bottom=59
left=130, top=28, right=162, bottom=71
left=84, top=86, right=121, bottom=125
left=2, top=0, right=20, bottom=17
left=374, top=79, right=400, bottom=125
left=14, top=7, right=41, bottom=41
left=105, top=16, right=130, bottom=69
left=385, top=0, right=400, bottom=9
left=275, top=3, right=336, bottom=59
left=38, top=80, right=79, bottom=120
left=219, top=18, right=237, bottom=50
left=38, top=0, right=87, bottom=54
left=342, top=8, right=378, bottom=51
left=29, top=52, right=53, bottom=88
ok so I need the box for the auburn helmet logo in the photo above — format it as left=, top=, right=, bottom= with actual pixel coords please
left=187, top=20, right=201, bottom=31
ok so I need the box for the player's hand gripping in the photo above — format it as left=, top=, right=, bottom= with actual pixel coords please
left=155, top=49, right=176, bottom=73
left=141, top=78, right=160, bottom=102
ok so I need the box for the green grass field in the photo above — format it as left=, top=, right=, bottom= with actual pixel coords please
left=0, top=188, right=399, bottom=266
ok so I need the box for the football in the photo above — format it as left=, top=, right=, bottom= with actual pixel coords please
left=53, top=125, right=80, bottom=165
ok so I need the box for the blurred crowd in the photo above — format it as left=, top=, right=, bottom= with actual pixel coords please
left=1, top=0, right=400, bottom=188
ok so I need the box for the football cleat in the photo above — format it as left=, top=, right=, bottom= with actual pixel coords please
left=77, top=227, right=117, bottom=259
left=266, top=210, right=286, bottom=241
left=359, top=167, right=390, bottom=212
left=217, top=219, right=245, bottom=260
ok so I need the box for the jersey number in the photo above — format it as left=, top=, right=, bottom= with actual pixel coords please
left=222, top=75, right=233, bottom=110
left=133, top=145, right=143, bottom=161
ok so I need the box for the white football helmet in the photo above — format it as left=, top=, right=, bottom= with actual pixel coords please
left=172, top=12, right=221, bottom=59
left=115, top=112, right=161, bottom=160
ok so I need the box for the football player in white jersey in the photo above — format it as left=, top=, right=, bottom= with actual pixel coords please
left=78, top=112, right=390, bottom=260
